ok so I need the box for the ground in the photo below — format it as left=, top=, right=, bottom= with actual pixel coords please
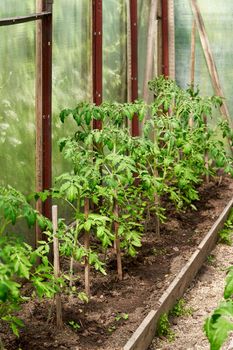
left=150, top=242, right=233, bottom=350
left=1, top=178, right=232, bottom=350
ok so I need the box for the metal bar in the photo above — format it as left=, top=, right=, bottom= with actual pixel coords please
left=161, top=0, right=169, bottom=76
left=0, top=12, right=51, bottom=26
left=41, top=0, right=53, bottom=221
left=92, top=0, right=102, bottom=129
left=130, top=0, right=139, bottom=137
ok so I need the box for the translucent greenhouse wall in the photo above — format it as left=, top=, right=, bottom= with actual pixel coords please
left=1, top=0, right=232, bottom=198
left=175, top=0, right=233, bottom=124
left=0, top=2, right=36, bottom=194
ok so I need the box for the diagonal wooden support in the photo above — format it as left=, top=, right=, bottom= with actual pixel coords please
left=190, top=0, right=233, bottom=134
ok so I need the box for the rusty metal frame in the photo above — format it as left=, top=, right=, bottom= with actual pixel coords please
left=92, top=0, right=102, bottom=130
left=130, top=0, right=139, bottom=136
left=161, top=0, right=169, bottom=76
left=0, top=12, right=51, bottom=26
left=40, top=0, right=53, bottom=221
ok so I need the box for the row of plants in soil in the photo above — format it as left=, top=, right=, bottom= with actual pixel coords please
left=1, top=76, right=233, bottom=348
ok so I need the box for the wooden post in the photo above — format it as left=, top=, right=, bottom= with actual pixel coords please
left=189, top=20, right=196, bottom=129
left=84, top=198, right=91, bottom=297
left=114, top=197, right=123, bottom=281
left=52, top=205, right=63, bottom=329
left=190, top=0, right=233, bottom=142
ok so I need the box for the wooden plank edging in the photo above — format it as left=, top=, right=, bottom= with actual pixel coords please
left=123, top=197, right=233, bottom=350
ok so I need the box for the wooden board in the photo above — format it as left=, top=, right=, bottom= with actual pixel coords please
left=123, top=197, right=233, bottom=350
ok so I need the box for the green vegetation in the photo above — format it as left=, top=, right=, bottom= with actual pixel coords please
left=170, top=298, right=193, bottom=317
left=0, top=77, right=233, bottom=347
left=157, top=313, right=175, bottom=341
left=205, top=265, right=233, bottom=349
left=219, top=209, right=233, bottom=245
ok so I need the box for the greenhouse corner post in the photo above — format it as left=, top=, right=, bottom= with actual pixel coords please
left=130, top=0, right=139, bottom=137
left=40, top=0, right=53, bottom=225
left=161, top=0, right=169, bottom=76
left=92, top=0, right=103, bottom=129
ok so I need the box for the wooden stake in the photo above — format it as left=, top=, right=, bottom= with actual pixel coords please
left=84, top=198, right=91, bottom=297
left=52, top=205, right=63, bottom=329
left=190, top=0, right=233, bottom=152
left=189, top=20, right=196, bottom=129
left=190, top=20, right=196, bottom=89
left=113, top=197, right=123, bottom=281
left=203, top=115, right=209, bottom=184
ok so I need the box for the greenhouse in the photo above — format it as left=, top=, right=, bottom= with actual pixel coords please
left=0, top=1, right=233, bottom=349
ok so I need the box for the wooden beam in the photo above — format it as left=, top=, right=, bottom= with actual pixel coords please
left=190, top=0, right=233, bottom=130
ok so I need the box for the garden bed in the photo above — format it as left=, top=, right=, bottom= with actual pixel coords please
left=1, top=177, right=233, bottom=350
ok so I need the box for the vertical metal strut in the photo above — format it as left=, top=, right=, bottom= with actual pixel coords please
left=92, top=0, right=103, bottom=129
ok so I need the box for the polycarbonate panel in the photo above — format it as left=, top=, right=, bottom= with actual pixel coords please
left=175, top=0, right=233, bottom=123
left=138, top=0, right=151, bottom=98
left=103, top=0, right=127, bottom=102
left=0, top=22, right=36, bottom=194
left=0, top=1, right=35, bottom=17
left=52, top=0, right=92, bottom=179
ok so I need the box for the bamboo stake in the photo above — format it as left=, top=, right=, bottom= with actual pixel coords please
left=113, top=197, right=123, bottom=281
left=84, top=198, right=91, bottom=297
left=52, top=205, right=63, bottom=329
left=190, top=0, right=233, bottom=152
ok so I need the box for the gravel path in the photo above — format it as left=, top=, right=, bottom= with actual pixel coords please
left=149, top=242, right=233, bottom=350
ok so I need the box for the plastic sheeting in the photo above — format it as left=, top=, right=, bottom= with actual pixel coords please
left=103, top=0, right=127, bottom=102
left=175, top=0, right=233, bottom=123
left=0, top=20, right=36, bottom=193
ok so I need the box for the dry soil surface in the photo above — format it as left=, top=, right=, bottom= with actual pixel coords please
left=150, top=242, right=233, bottom=350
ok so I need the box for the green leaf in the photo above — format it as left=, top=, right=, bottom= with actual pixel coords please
left=205, top=302, right=233, bottom=350
left=224, top=268, right=233, bottom=299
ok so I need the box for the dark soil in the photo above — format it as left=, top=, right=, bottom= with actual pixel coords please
left=1, top=177, right=233, bottom=350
